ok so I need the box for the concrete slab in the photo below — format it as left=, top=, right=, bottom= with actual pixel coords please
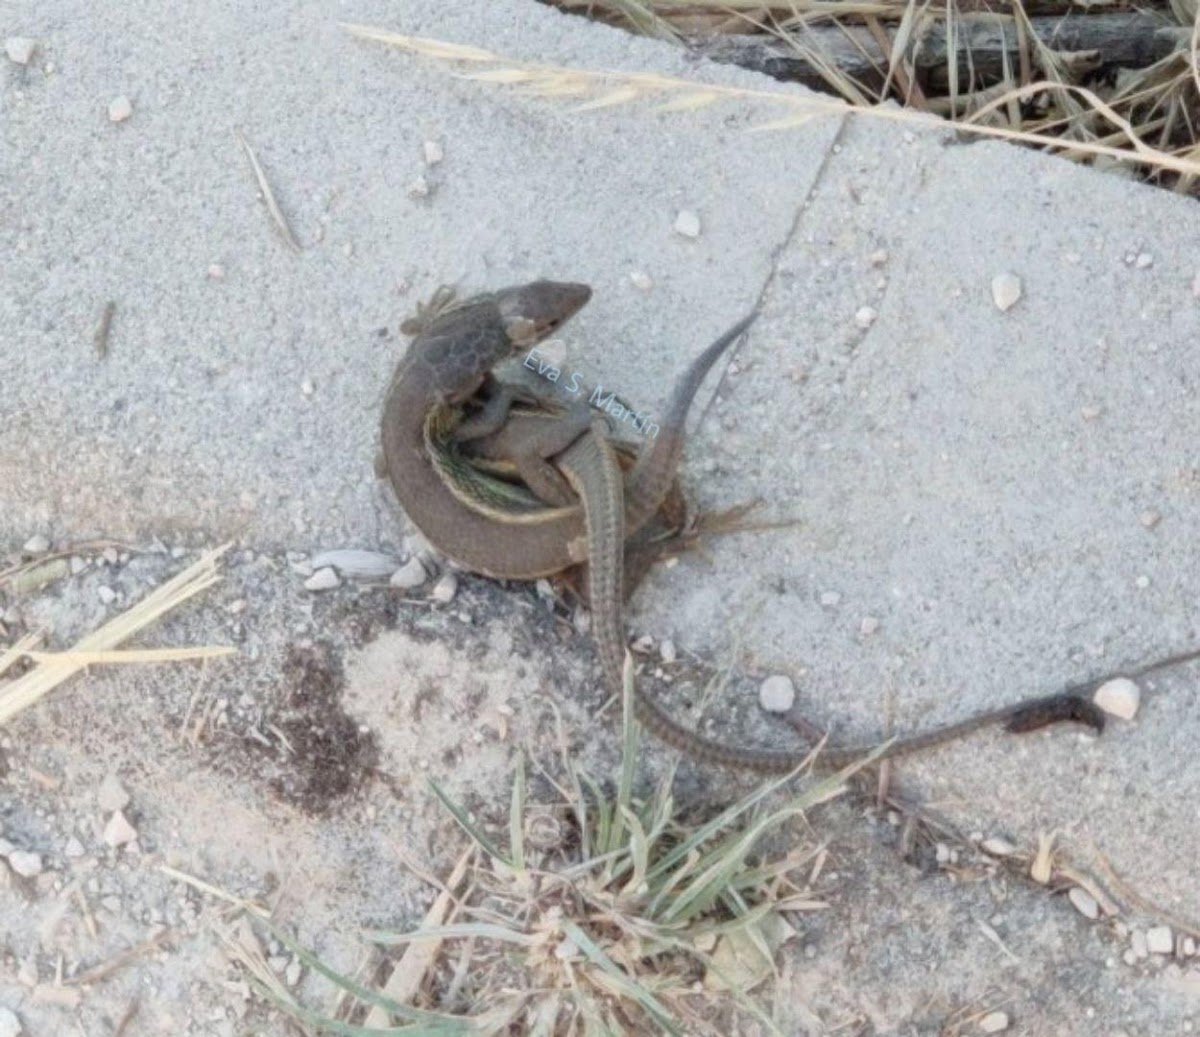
left=2, top=0, right=1199, bottom=1033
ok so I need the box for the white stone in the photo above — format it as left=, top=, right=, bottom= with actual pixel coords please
left=97, top=585, right=117, bottom=605
left=1182, top=936, right=1196, bottom=956
left=981, top=836, right=1018, bottom=857
left=1146, top=925, right=1174, bottom=955
left=759, top=675, right=796, bottom=713
left=629, top=271, right=654, bottom=290
left=389, top=557, right=428, bottom=590
left=1068, top=887, right=1100, bottom=920
left=207, top=263, right=225, bottom=280
left=0, top=1006, right=22, bottom=1037
left=97, top=772, right=130, bottom=812
left=819, top=591, right=841, bottom=607
left=407, top=176, right=430, bottom=198
left=431, top=573, right=458, bottom=604
left=854, top=306, right=877, bottom=330
left=309, top=549, right=397, bottom=580
left=659, top=639, right=677, bottom=664
left=978, top=1011, right=1009, bottom=1033
left=673, top=209, right=701, bottom=238
left=859, top=616, right=879, bottom=636
left=22, top=534, right=49, bottom=554
left=5, top=37, right=35, bottom=65
left=991, top=272, right=1022, bottom=312
left=63, top=837, right=85, bottom=859
left=103, top=810, right=138, bottom=847
left=1139, top=509, right=1162, bottom=529
left=868, top=249, right=888, bottom=266
left=7, top=851, right=42, bottom=877
left=423, top=140, right=443, bottom=165
left=285, top=957, right=302, bottom=987
left=300, top=376, right=315, bottom=396
left=1135, top=252, right=1153, bottom=269
left=108, top=95, right=133, bottom=123
left=1093, top=678, right=1140, bottom=720
left=303, top=567, right=340, bottom=592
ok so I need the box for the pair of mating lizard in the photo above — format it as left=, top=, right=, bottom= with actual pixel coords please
left=379, top=279, right=1111, bottom=773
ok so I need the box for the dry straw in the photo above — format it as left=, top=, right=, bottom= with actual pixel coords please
left=342, top=22, right=1200, bottom=183
left=0, top=544, right=236, bottom=726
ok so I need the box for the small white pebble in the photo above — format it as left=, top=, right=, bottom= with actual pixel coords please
left=1135, top=252, right=1153, bottom=269
left=303, top=567, right=340, bottom=592
left=1131, top=929, right=1149, bottom=959
left=103, top=810, right=138, bottom=848
left=902, top=130, right=915, bottom=144
left=1135, top=574, right=1150, bottom=590
left=342, top=242, right=354, bottom=258
left=7, top=850, right=43, bottom=877
left=0, top=1006, right=21, bottom=1037
left=978, top=1011, right=1009, bottom=1033
left=1093, top=678, right=1140, bottom=720
left=1080, top=405, right=1103, bottom=421
left=63, top=837, right=85, bottom=859
left=759, top=674, right=796, bottom=714
left=1068, top=887, right=1100, bottom=920
left=108, top=95, right=133, bottom=123
left=408, top=176, right=430, bottom=198
left=1064, top=251, right=1081, bottom=265
left=673, top=209, right=701, bottom=239
left=431, top=572, right=458, bottom=604
left=991, top=272, right=1022, bottom=312
left=1139, top=509, right=1162, bottom=529
left=69, top=556, right=87, bottom=575
left=300, top=377, right=315, bottom=397
left=859, top=616, right=879, bottom=636
left=22, top=534, right=49, bottom=554
left=97, top=585, right=117, bottom=605
left=207, top=263, right=225, bottom=280
left=1183, top=936, right=1196, bottom=956
left=1146, top=925, right=1174, bottom=955
left=660, top=638, right=677, bottom=664
left=390, top=557, right=428, bottom=590
left=935, top=842, right=951, bottom=864
left=5, top=37, right=36, bottom=65
left=868, top=249, right=888, bottom=266
left=285, top=958, right=302, bottom=987
left=1123, top=948, right=1138, bottom=966
left=97, top=772, right=130, bottom=812
left=629, top=271, right=654, bottom=290
left=819, top=591, right=841, bottom=607
left=854, top=306, right=877, bottom=330
left=554, top=936, right=580, bottom=960
left=310, top=549, right=397, bottom=580
left=981, top=837, right=1018, bottom=857
left=423, top=140, right=443, bottom=165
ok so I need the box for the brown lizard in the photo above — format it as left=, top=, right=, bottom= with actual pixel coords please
left=381, top=281, right=1114, bottom=772
left=380, top=281, right=756, bottom=578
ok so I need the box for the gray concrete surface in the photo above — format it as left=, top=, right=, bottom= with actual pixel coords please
left=2, top=0, right=1199, bottom=1033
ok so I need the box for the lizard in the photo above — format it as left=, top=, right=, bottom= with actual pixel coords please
left=379, top=280, right=758, bottom=579
left=380, top=280, right=1115, bottom=773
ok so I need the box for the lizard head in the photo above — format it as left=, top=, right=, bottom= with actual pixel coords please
left=495, top=281, right=592, bottom=347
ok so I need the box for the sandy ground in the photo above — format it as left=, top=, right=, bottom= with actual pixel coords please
left=2, top=0, right=1200, bottom=1034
